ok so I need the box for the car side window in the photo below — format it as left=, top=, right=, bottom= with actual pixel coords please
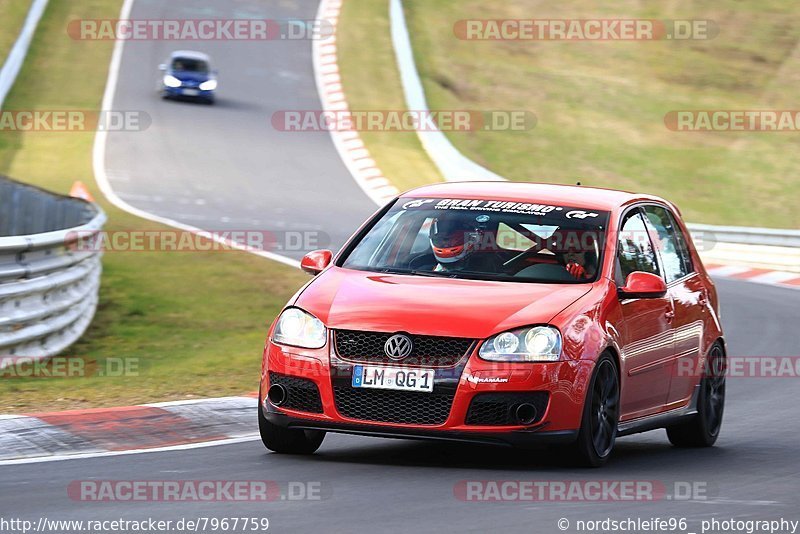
left=643, top=205, right=693, bottom=283
left=617, top=209, right=660, bottom=283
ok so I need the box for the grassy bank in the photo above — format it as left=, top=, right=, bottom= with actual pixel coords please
left=0, top=0, right=308, bottom=412
left=0, top=0, right=32, bottom=66
left=339, top=0, right=800, bottom=228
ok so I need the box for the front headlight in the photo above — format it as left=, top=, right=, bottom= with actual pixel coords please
left=199, top=79, right=217, bottom=91
left=479, top=326, right=562, bottom=362
left=272, top=308, right=327, bottom=349
left=163, top=75, right=182, bottom=88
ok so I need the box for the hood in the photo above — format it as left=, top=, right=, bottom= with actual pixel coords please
left=294, top=267, right=592, bottom=339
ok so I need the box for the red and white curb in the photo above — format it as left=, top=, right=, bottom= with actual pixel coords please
left=0, top=395, right=259, bottom=463
left=313, top=0, right=398, bottom=207
left=705, top=263, right=800, bottom=289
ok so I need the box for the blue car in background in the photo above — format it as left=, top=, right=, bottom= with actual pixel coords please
left=159, top=51, right=217, bottom=104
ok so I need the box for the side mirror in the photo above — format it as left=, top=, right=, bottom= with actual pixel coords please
left=300, top=249, right=333, bottom=275
left=158, top=64, right=167, bottom=71
left=618, top=271, right=667, bottom=299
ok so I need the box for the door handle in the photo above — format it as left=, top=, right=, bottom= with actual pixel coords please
left=665, top=310, right=675, bottom=322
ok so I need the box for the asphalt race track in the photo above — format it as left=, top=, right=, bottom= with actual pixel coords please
left=3, top=280, right=799, bottom=532
left=102, top=0, right=376, bottom=258
left=3, top=0, right=798, bottom=532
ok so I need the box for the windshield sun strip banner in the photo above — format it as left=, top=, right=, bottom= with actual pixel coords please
left=400, top=198, right=605, bottom=220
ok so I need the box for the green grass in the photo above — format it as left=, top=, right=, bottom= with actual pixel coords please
left=0, top=0, right=32, bottom=66
left=337, top=0, right=444, bottom=192
left=339, top=0, right=800, bottom=228
left=0, top=0, right=308, bottom=412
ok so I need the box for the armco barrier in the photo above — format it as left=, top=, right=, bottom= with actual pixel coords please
left=686, top=223, right=800, bottom=248
left=686, top=224, right=800, bottom=272
left=0, top=176, right=105, bottom=362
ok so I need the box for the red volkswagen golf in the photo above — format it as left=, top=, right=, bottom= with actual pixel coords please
left=259, top=182, right=725, bottom=466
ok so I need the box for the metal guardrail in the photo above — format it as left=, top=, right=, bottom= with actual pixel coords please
left=686, top=223, right=800, bottom=248
left=0, top=176, right=105, bottom=362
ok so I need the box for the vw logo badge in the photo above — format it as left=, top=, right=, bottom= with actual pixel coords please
left=384, top=334, right=413, bottom=360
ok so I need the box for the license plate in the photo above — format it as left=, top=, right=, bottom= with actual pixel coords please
left=352, top=365, right=434, bottom=393
left=182, top=89, right=199, bottom=96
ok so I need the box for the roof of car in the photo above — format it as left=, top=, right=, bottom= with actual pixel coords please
left=402, top=181, right=672, bottom=212
left=170, top=50, right=211, bottom=61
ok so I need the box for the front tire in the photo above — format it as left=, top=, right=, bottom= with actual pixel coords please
left=572, top=354, right=620, bottom=467
left=258, top=403, right=325, bottom=454
left=666, top=343, right=725, bottom=447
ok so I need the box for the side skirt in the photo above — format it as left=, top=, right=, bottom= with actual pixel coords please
left=617, top=385, right=700, bottom=437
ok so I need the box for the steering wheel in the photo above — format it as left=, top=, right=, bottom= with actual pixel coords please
left=408, top=252, right=437, bottom=271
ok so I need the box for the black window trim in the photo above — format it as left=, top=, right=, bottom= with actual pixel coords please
left=614, top=204, right=664, bottom=287
left=640, top=203, right=697, bottom=287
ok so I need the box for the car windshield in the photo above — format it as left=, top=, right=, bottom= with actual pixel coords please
left=171, top=58, right=209, bottom=73
left=340, top=197, right=610, bottom=283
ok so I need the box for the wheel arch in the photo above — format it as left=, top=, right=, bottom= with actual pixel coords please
left=601, top=344, right=622, bottom=382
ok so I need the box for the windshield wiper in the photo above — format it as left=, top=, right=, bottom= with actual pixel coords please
left=411, top=269, right=452, bottom=277
left=376, top=268, right=450, bottom=278
left=440, top=270, right=585, bottom=284
left=373, top=267, right=579, bottom=283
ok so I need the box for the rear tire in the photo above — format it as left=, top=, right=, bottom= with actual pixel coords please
left=572, top=354, right=620, bottom=467
left=258, top=403, right=325, bottom=454
left=667, top=343, right=725, bottom=447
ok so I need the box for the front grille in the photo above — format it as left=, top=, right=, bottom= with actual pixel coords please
left=268, top=372, right=323, bottom=413
left=465, top=392, right=550, bottom=426
left=334, top=330, right=474, bottom=367
left=333, top=386, right=454, bottom=425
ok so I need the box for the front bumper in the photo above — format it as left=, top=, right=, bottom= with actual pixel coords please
left=260, top=339, right=593, bottom=446
left=265, top=410, right=577, bottom=447
left=162, top=85, right=215, bottom=100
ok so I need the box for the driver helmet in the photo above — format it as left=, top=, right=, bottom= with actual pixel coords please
left=429, top=217, right=477, bottom=264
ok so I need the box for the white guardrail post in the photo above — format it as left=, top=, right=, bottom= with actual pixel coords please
left=0, top=176, right=106, bottom=364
